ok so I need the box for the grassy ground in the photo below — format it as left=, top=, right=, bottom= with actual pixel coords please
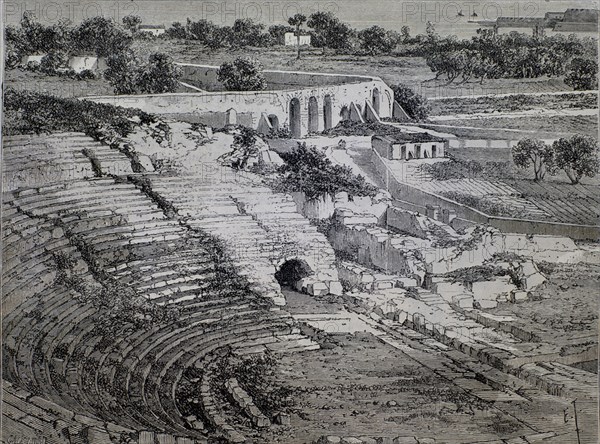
left=4, top=68, right=114, bottom=97
left=429, top=115, right=599, bottom=139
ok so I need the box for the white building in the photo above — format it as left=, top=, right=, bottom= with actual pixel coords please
left=139, top=25, right=166, bottom=36
left=284, top=32, right=311, bottom=46
left=68, top=56, right=108, bottom=73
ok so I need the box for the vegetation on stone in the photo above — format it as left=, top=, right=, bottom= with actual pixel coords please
left=2, top=88, right=155, bottom=136
left=217, top=57, right=267, bottom=91
left=273, top=142, right=378, bottom=200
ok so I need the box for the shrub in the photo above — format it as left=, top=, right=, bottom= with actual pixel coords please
left=565, top=58, right=598, bottom=91
left=2, top=88, right=156, bottom=137
left=272, top=142, right=378, bottom=200
left=217, top=57, right=267, bottom=91
left=549, top=135, right=599, bottom=184
left=39, top=50, right=69, bottom=74
left=390, top=83, right=431, bottom=121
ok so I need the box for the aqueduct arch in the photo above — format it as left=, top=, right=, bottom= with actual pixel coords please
left=275, top=258, right=314, bottom=287
left=308, top=96, right=319, bottom=133
left=289, top=98, right=302, bottom=138
left=373, top=88, right=381, bottom=114
left=323, top=95, right=333, bottom=130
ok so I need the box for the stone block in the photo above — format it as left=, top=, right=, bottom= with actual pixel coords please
left=274, top=412, right=290, bottom=425
left=393, top=438, right=418, bottom=444
left=328, top=281, right=344, bottom=296
left=308, top=282, right=329, bottom=296
left=396, top=277, right=418, bottom=288
left=317, top=437, right=342, bottom=444
left=509, top=290, right=530, bottom=303
left=452, top=294, right=474, bottom=309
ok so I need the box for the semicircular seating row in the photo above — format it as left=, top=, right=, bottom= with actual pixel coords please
left=1, top=174, right=303, bottom=443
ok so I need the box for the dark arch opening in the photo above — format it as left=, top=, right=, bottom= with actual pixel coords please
left=372, top=88, right=381, bottom=114
left=268, top=114, right=279, bottom=131
left=340, top=105, right=350, bottom=121
left=275, top=259, right=312, bottom=287
left=308, top=96, right=319, bottom=133
left=323, top=95, right=333, bottom=130
left=289, top=98, right=301, bottom=138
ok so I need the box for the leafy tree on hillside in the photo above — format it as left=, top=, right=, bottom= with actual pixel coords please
left=390, top=84, right=431, bottom=121
left=72, top=17, right=131, bottom=57
left=357, top=26, right=399, bottom=55
left=550, top=135, right=599, bottom=184
left=288, top=14, right=307, bottom=59
left=122, top=15, right=142, bottom=33
left=512, top=138, right=553, bottom=181
left=565, top=58, right=598, bottom=91
left=136, top=53, right=182, bottom=93
left=230, top=19, right=270, bottom=48
left=166, top=22, right=187, bottom=39
left=217, top=58, right=267, bottom=91
left=187, top=19, right=229, bottom=50
left=307, top=12, right=353, bottom=53
left=105, top=49, right=140, bottom=94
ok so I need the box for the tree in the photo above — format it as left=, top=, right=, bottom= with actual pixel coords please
left=288, top=14, right=307, bottom=59
left=72, top=17, right=131, bottom=57
left=39, top=50, right=69, bottom=74
left=122, top=15, right=142, bottom=33
left=307, top=12, right=353, bottom=53
left=166, top=22, right=187, bottom=39
left=230, top=19, right=268, bottom=48
left=512, top=138, right=553, bottom=181
left=217, top=58, right=267, bottom=91
left=550, top=135, right=599, bottom=184
left=390, top=84, right=431, bottom=121
left=136, top=53, right=182, bottom=93
left=358, top=26, right=398, bottom=55
left=401, top=26, right=411, bottom=43
left=565, top=58, right=598, bottom=91
left=104, top=49, right=140, bottom=94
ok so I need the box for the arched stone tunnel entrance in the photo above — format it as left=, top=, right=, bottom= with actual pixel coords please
left=275, top=259, right=313, bottom=287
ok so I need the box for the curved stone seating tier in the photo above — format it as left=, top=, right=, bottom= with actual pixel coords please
left=3, top=133, right=134, bottom=192
left=2, top=173, right=316, bottom=440
left=148, top=174, right=341, bottom=304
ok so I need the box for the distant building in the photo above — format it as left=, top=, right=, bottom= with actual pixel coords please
left=139, top=25, right=166, bottom=36
left=68, top=56, right=108, bottom=73
left=20, top=54, right=46, bottom=65
left=371, top=133, right=448, bottom=161
left=495, top=17, right=546, bottom=37
left=284, top=32, right=311, bottom=46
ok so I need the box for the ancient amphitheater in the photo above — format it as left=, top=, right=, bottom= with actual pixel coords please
left=2, top=69, right=598, bottom=444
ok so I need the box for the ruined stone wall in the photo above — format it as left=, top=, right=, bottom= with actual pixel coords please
left=371, top=147, right=600, bottom=240
left=87, top=69, right=393, bottom=137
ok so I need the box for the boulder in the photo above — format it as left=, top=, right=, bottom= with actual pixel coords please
left=328, top=281, right=344, bottom=296
left=308, top=282, right=329, bottom=296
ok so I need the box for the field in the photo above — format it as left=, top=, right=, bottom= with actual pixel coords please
left=430, top=115, right=599, bottom=139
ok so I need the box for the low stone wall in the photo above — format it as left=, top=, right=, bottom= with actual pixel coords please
left=371, top=148, right=600, bottom=240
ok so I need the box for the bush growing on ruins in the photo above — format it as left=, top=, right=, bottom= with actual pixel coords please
left=390, top=84, right=431, bottom=121
left=2, top=88, right=155, bottom=137
left=565, top=58, right=598, bottom=91
left=274, top=142, right=378, bottom=200
left=549, top=135, right=599, bottom=185
left=217, top=58, right=267, bottom=91
left=512, top=138, right=554, bottom=181
left=219, top=127, right=260, bottom=170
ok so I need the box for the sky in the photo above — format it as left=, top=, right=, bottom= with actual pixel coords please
left=4, top=0, right=599, bottom=35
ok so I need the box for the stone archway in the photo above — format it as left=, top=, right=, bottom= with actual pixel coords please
left=275, top=259, right=313, bottom=287
left=323, top=95, right=333, bottom=130
left=372, top=88, right=381, bottom=115
left=289, top=98, right=301, bottom=138
left=308, top=96, right=319, bottom=133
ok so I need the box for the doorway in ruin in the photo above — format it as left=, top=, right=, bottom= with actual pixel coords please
left=308, top=96, right=319, bottom=133
left=289, top=98, right=301, bottom=138
left=372, top=88, right=381, bottom=114
left=323, top=95, right=333, bottom=130
left=268, top=114, right=280, bottom=131
left=432, top=145, right=437, bottom=158
left=275, top=259, right=313, bottom=287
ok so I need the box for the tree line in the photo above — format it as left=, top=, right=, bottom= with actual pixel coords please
left=424, top=27, right=598, bottom=89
